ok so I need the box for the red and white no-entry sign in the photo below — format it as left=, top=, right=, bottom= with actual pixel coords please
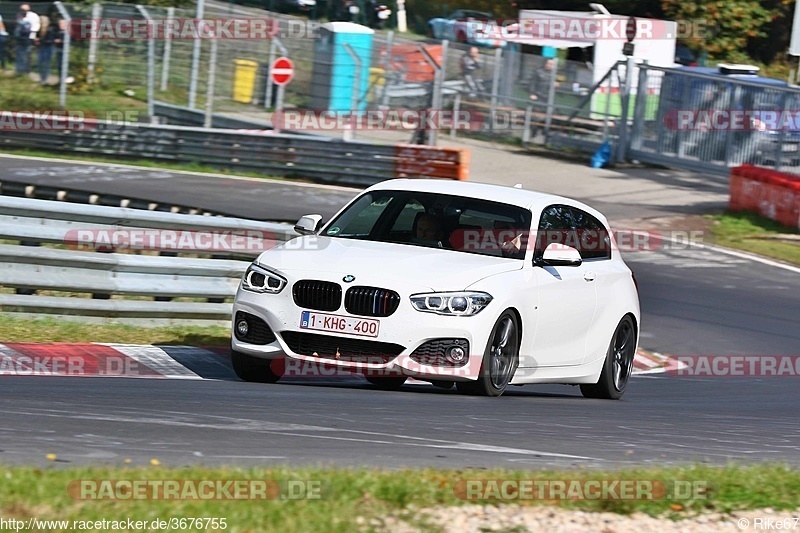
left=271, top=57, right=294, bottom=86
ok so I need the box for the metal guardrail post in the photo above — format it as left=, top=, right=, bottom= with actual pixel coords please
left=419, top=40, right=446, bottom=146
left=342, top=43, right=361, bottom=141
left=723, top=86, right=739, bottom=167
left=161, top=7, right=175, bottom=92
left=676, top=79, right=691, bottom=159
left=204, top=34, right=218, bottom=128
left=273, top=39, right=289, bottom=112
left=264, top=40, right=277, bottom=108
left=602, top=71, right=614, bottom=142
left=522, top=105, right=532, bottom=144
left=189, top=0, right=205, bottom=109
left=380, top=31, right=394, bottom=108
left=136, top=5, right=155, bottom=120
left=450, top=92, right=461, bottom=140
left=774, top=90, right=790, bottom=171
left=489, top=47, right=502, bottom=130
left=615, top=56, right=636, bottom=163
left=629, top=60, right=649, bottom=152
left=54, top=2, right=71, bottom=108
left=87, top=3, right=101, bottom=84
left=544, top=57, right=559, bottom=144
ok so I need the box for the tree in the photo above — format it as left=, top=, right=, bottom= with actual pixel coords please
left=661, top=0, right=778, bottom=61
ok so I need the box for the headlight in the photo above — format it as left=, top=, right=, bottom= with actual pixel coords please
left=242, top=263, right=286, bottom=294
left=410, top=292, right=492, bottom=316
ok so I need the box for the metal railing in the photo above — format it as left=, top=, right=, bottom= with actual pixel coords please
left=0, top=195, right=295, bottom=323
left=0, top=117, right=469, bottom=185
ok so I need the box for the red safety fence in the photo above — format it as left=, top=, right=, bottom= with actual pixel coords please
left=730, top=165, right=800, bottom=229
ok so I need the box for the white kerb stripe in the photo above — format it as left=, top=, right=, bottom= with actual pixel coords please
left=99, top=344, right=202, bottom=379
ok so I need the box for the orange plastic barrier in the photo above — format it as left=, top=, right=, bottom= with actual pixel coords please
left=730, top=165, right=800, bottom=229
left=394, top=145, right=470, bottom=181
left=381, top=44, right=443, bottom=83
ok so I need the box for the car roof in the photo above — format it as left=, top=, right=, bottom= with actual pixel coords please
left=365, top=179, right=608, bottom=223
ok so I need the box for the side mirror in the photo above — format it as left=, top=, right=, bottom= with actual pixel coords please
left=537, top=243, right=582, bottom=267
left=294, top=214, right=323, bottom=236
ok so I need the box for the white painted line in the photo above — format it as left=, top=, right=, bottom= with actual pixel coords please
left=634, top=355, right=659, bottom=368
left=99, top=344, right=202, bottom=380
left=662, top=234, right=800, bottom=275
left=0, top=153, right=358, bottom=192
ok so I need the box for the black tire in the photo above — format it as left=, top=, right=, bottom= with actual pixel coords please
left=457, top=311, right=520, bottom=397
left=427, top=25, right=435, bottom=38
left=580, top=316, right=636, bottom=400
left=365, top=376, right=407, bottom=390
left=231, top=350, right=282, bottom=383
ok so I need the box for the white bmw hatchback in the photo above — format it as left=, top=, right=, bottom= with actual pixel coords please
left=232, top=179, right=640, bottom=398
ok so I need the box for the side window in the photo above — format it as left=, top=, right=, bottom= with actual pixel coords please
left=535, top=205, right=574, bottom=257
left=325, top=193, right=392, bottom=237
left=389, top=198, right=426, bottom=234
left=571, top=208, right=611, bottom=260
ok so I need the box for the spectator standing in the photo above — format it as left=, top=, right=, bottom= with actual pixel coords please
left=36, top=16, right=55, bottom=84
left=14, top=4, right=40, bottom=75
left=460, top=46, right=483, bottom=97
left=528, top=58, right=559, bottom=102
left=0, top=14, right=8, bottom=71
left=54, top=18, right=71, bottom=84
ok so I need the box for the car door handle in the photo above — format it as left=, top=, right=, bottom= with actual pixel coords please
left=584, top=272, right=596, bottom=282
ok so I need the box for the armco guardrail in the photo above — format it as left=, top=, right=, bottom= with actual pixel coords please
left=0, top=196, right=295, bottom=322
left=730, top=165, right=800, bottom=230
left=0, top=118, right=470, bottom=186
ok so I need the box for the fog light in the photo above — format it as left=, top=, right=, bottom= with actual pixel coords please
left=236, top=320, right=249, bottom=337
left=446, top=345, right=466, bottom=363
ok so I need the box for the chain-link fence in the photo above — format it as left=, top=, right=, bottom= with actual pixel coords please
left=629, top=64, right=800, bottom=173
left=5, top=2, right=800, bottom=176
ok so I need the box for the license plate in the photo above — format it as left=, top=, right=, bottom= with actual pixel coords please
left=300, top=311, right=380, bottom=338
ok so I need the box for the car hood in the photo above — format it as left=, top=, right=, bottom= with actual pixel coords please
left=258, top=236, right=522, bottom=291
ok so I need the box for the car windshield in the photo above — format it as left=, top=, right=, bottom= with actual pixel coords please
left=322, top=190, right=532, bottom=260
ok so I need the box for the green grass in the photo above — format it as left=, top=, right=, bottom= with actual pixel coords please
left=0, top=74, right=147, bottom=116
left=708, top=210, right=800, bottom=266
left=0, top=314, right=230, bottom=345
left=0, top=464, right=797, bottom=532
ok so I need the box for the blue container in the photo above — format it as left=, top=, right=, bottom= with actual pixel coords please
left=311, top=22, right=374, bottom=113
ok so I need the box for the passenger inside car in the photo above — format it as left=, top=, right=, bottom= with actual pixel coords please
left=412, top=213, right=447, bottom=247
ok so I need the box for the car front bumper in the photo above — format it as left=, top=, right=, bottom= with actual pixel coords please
left=231, top=286, right=496, bottom=381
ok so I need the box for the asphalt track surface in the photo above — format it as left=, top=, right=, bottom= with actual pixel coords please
left=0, top=156, right=357, bottom=221
left=1, top=157, right=799, bottom=468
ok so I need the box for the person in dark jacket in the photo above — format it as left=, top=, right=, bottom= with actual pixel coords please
left=0, top=14, right=9, bottom=71
left=528, top=58, right=558, bottom=102
left=36, top=15, right=55, bottom=84
left=53, top=18, right=71, bottom=83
